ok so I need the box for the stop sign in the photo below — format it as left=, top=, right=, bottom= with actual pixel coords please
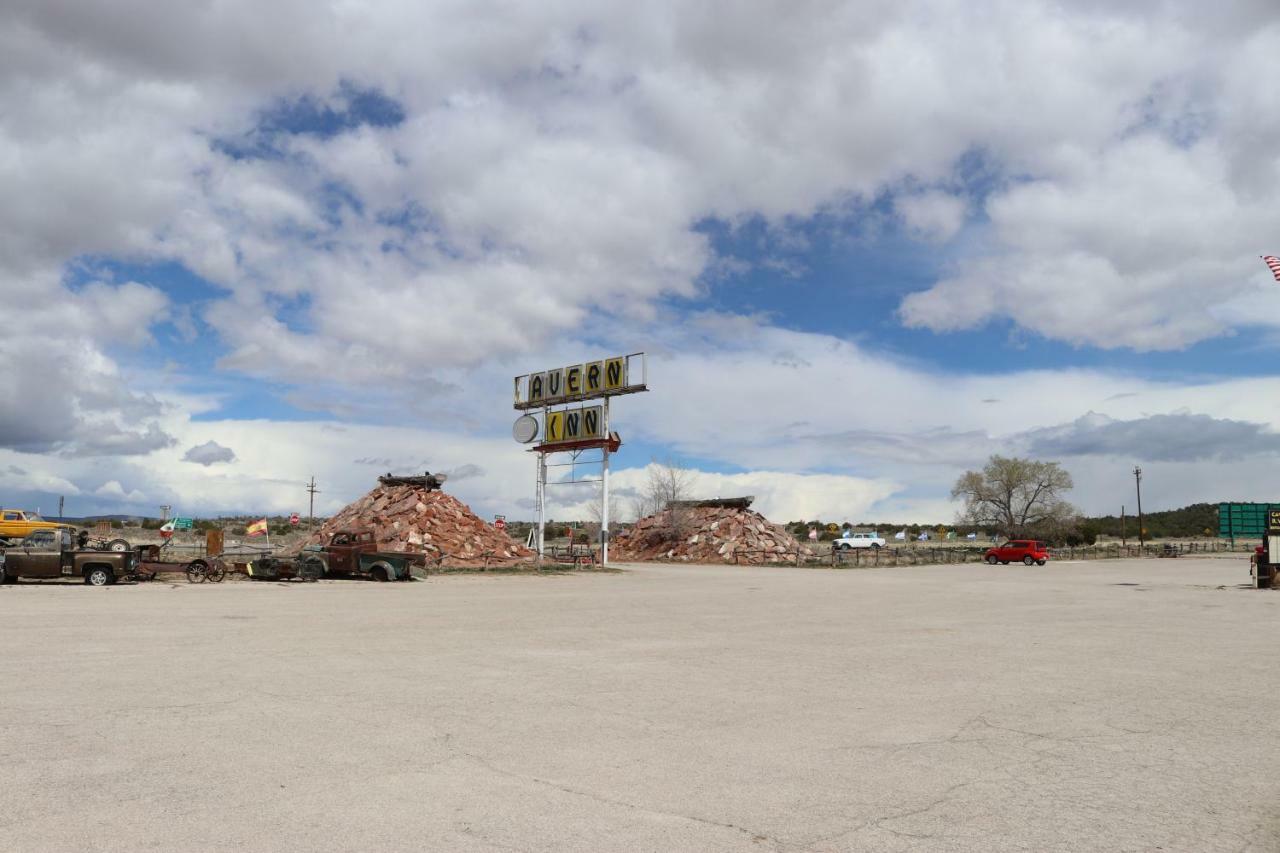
left=289, top=513, right=300, bottom=526
left=494, top=516, right=507, bottom=530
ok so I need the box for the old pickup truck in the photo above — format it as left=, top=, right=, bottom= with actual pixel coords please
left=0, top=509, right=66, bottom=546
left=0, top=527, right=139, bottom=586
left=297, top=529, right=414, bottom=581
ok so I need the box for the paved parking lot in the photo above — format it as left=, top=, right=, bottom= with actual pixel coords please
left=2, top=557, right=1276, bottom=851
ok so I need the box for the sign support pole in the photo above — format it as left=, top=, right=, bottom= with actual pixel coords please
left=536, top=447, right=547, bottom=569
left=601, top=397, right=611, bottom=566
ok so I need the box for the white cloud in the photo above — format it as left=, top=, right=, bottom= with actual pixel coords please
left=94, top=480, right=146, bottom=503
left=896, top=191, right=966, bottom=244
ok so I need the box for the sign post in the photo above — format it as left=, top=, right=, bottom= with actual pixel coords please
left=513, top=353, right=647, bottom=567
left=602, top=397, right=611, bottom=565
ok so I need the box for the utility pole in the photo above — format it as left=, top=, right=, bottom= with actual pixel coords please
left=58, top=495, right=65, bottom=522
left=1121, top=505, right=1126, bottom=546
left=1133, top=467, right=1145, bottom=548
left=306, top=476, right=320, bottom=531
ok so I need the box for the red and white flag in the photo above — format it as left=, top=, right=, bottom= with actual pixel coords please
left=159, top=520, right=175, bottom=539
left=1263, top=256, right=1280, bottom=283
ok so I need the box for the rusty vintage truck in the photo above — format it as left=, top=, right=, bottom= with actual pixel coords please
left=0, top=527, right=140, bottom=586
left=298, top=529, right=414, bottom=581
left=247, top=530, right=414, bottom=582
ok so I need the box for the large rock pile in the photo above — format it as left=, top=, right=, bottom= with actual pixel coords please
left=611, top=502, right=812, bottom=564
left=296, top=483, right=531, bottom=566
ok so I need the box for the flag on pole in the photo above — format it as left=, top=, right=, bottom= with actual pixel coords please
left=246, top=518, right=268, bottom=537
left=1263, top=256, right=1280, bottom=283
left=159, top=520, right=175, bottom=539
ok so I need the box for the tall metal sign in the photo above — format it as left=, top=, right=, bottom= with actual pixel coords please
left=513, top=352, right=647, bottom=566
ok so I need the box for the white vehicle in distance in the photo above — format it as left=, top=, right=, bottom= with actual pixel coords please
left=832, top=532, right=885, bottom=550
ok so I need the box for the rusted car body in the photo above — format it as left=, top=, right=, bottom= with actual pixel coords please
left=294, top=530, right=414, bottom=581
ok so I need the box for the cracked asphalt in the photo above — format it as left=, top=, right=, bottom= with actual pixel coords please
left=2, top=556, right=1278, bottom=851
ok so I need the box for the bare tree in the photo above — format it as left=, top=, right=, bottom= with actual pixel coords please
left=586, top=481, right=625, bottom=536
left=952, top=455, right=1075, bottom=537
left=632, top=459, right=696, bottom=519
left=626, top=459, right=698, bottom=539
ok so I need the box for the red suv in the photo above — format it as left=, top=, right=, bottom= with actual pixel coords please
left=984, top=540, right=1049, bottom=566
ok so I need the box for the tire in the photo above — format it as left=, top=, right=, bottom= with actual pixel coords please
left=872, top=543, right=881, bottom=550
left=1023, top=556, right=1035, bottom=566
left=186, top=561, right=207, bottom=584
left=985, top=555, right=998, bottom=565
left=1037, top=560, right=1046, bottom=566
left=1000, top=561, right=1009, bottom=565
left=85, top=566, right=113, bottom=587
left=106, top=539, right=130, bottom=552
left=370, top=563, right=390, bottom=582
left=205, top=560, right=226, bottom=583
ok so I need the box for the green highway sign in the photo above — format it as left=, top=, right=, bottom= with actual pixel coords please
left=173, top=517, right=193, bottom=530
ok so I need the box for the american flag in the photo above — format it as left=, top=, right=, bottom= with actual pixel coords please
left=1264, top=255, right=1280, bottom=282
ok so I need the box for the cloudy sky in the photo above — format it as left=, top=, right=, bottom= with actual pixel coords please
left=4, top=0, right=1280, bottom=525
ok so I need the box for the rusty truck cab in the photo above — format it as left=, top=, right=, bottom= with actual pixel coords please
left=324, top=530, right=376, bottom=573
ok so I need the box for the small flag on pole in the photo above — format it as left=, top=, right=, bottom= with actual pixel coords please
left=159, top=520, right=175, bottom=539
left=1263, top=256, right=1280, bottom=283
left=246, top=518, right=268, bottom=537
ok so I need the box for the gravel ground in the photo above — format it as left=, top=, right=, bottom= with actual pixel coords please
left=1, top=557, right=1276, bottom=851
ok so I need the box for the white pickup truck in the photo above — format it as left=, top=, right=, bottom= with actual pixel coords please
left=832, top=532, right=885, bottom=550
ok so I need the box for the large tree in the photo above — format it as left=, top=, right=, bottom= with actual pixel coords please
left=951, top=455, right=1075, bottom=537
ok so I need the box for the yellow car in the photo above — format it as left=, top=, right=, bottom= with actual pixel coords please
left=0, top=509, right=66, bottom=545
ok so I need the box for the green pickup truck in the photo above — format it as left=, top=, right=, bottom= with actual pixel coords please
left=1, top=528, right=139, bottom=586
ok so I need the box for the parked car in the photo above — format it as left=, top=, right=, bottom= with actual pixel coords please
left=0, top=527, right=139, bottom=585
left=832, top=532, right=886, bottom=550
left=984, top=540, right=1049, bottom=566
left=0, top=509, right=66, bottom=546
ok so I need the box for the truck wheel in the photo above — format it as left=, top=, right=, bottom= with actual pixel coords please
left=370, top=563, right=390, bottom=582
left=985, top=555, right=998, bottom=565
left=872, top=543, right=881, bottom=550
left=85, top=567, right=113, bottom=587
left=1037, top=560, right=1046, bottom=566
left=106, top=539, right=131, bottom=552
left=1023, top=555, right=1035, bottom=566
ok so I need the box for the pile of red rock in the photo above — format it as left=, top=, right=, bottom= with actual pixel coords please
left=611, top=502, right=812, bottom=564
left=297, top=483, right=531, bottom=566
